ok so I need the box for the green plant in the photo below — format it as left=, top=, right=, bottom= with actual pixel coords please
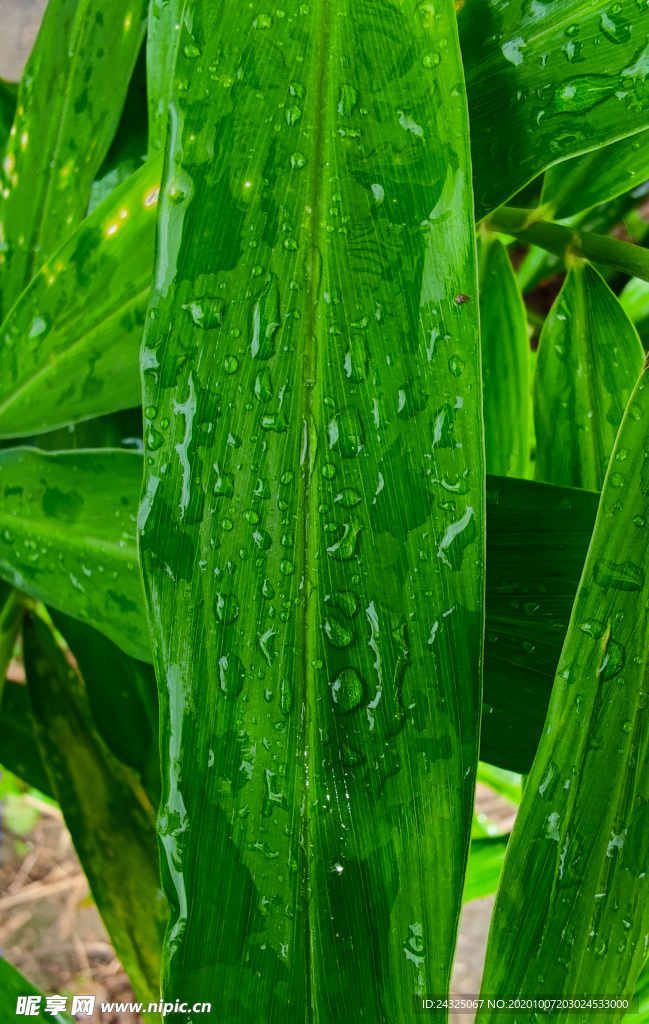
left=3, top=0, right=649, bottom=1021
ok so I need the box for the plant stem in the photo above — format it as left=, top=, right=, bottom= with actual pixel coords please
left=487, top=206, right=649, bottom=283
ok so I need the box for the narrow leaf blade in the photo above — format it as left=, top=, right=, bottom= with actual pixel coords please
left=140, top=2, right=483, bottom=1018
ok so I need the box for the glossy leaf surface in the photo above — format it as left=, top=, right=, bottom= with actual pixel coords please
left=139, top=2, right=483, bottom=1019
left=0, top=958, right=72, bottom=1023
left=0, top=0, right=148, bottom=314
left=479, top=368, right=649, bottom=1020
left=147, top=0, right=183, bottom=153
left=24, top=609, right=165, bottom=1008
left=482, top=476, right=597, bottom=775
left=535, top=262, right=644, bottom=490
left=459, top=0, right=649, bottom=219
left=479, top=234, right=529, bottom=478
left=542, top=131, right=649, bottom=221
left=0, top=448, right=147, bottom=660
left=0, top=157, right=161, bottom=437
left=463, top=836, right=508, bottom=903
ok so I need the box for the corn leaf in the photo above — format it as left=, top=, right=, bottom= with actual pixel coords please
left=0, top=445, right=598, bottom=776
left=0, top=448, right=147, bottom=660
left=147, top=0, right=184, bottom=154
left=24, top=609, right=165, bottom=1009
left=0, top=0, right=148, bottom=314
left=0, top=959, right=73, bottom=1023
left=463, top=836, right=509, bottom=903
left=479, top=368, right=649, bottom=1019
left=483, top=475, right=598, bottom=775
left=535, top=262, right=644, bottom=490
left=49, top=609, right=160, bottom=806
left=139, top=1, right=483, bottom=1016
left=0, top=157, right=161, bottom=437
left=459, top=0, right=649, bottom=219
left=0, top=678, right=54, bottom=797
left=479, top=233, right=529, bottom=478
left=542, top=131, right=649, bottom=221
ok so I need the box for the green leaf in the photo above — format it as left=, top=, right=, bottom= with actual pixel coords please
left=0, top=0, right=148, bottom=313
left=50, top=609, right=160, bottom=807
left=478, top=368, right=649, bottom=1019
left=0, top=79, right=17, bottom=154
left=0, top=958, right=73, bottom=1023
left=0, top=156, right=161, bottom=438
left=140, top=2, right=483, bottom=1017
left=489, top=206, right=649, bottom=283
left=534, top=262, right=644, bottom=490
left=479, top=233, right=529, bottom=477
left=635, top=960, right=649, bottom=1020
left=0, top=678, right=54, bottom=798
left=482, top=475, right=598, bottom=776
left=541, top=131, right=649, bottom=221
left=477, top=762, right=522, bottom=808
left=0, top=447, right=147, bottom=660
left=88, top=42, right=149, bottom=212
left=0, top=578, right=24, bottom=703
left=24, top=609, right=165, bottom=1008
left=463, top=835, right=509, bottom=903
left=147, top=0, right=184, bottom=154
left=459, top=0, right=649, bottom=219
left=620, top=275, right=649, bottom=344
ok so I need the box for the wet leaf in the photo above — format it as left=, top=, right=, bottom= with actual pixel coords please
left=479, top=233, right=530, bottom=477
left=542, top=130, right=649, bottom=220
left=479, top=368, right=649, bottom=1019
left=0, top=156, right=161, bottom=437
left=147, top=0, right=184, bottom=153
left=24, top=609, right=165, bottom=1008
left=0, top=958, right=72, bottom=1023
left=139, top=2, right=484, bottom=1018
left=0, top=448, right=147, bottom=660
left=534, top=262, right=644, bottom=490
left=0, top=0, right=148, bottom=314
left=460, top=0, right=649, bottom=218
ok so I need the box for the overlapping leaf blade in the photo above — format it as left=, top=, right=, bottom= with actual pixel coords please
left=139, top=1, right=483, bottom=1019
left=542, top=131, right=649, bottom=221
left=0, top=448, right=147, bottom=660
left=479, top=368, right=649, bottom=1020
left=479, top=234, right=529, bottom=478
left=535, top=262, right=644, bottom=490
left=24, top=610, right=165, bottom=1009
left=0, top=157, right=160, bottom=437
left=0, top=0, right=148, bottom=314
left=147, top=0, right=184, bottom=154
left=0, top=959, right=72, bottom=1023
left=459, top=0, right=649, bottom=219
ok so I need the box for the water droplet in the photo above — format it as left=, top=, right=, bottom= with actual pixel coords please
left=323, top=616, right=353, bottom=648
left=327, top=410, right=364, bottom=458
left=280, top=559, right=294, bottom=575
left=338, top=84, right=357, bottom=116
left=610, top=472, right=625, bottom=488
left=281, top=471, right=294, bottom=485
left=144, top=406, right=157, bottom=420
left=244, top=509, right=260, bottom=525
left=147, top=429, right=163, bottom=451
left=598, top=632, right=625, bottom=681
left=623, top=720, right=633, bottom=734
left=422, top=52, right=440, bottom=68
left=448, top=354, right=466, bottom=376
left=330, top=668, right=364, bottom=713
left=280, top=678, right=293, bottom=715
left=327, top=517, right=363, bottom=561
left=224, top=356, right=238, bottom=375
left=600, top=7, right=631, bottom=44
left=332, top=591, right=358, bottom=618
left=183, top=297, right=224, bottom=330
left=593, top=558, right=645, bottom=592
left=216, top=592, right=239, bottom=624
left=184, top=43, right=201, bottom=57
left=335, top=488, right=362, bottom=508
left=290, top=152, right=306, bottom=169
left=253, top=12, right=272, bottom=28
left=283, top=237, right=298, bottom=251
left=251, top=274, right=281, bottom=359
left=322, top=463, right=336, bottom=480
left=343, top=334, right=369, bottom=383
left=579, top=619, right=605, bottom=639
left=222, top=518, right=233, bottom=531
left=213, top=464, right=234, bottom=497
left=261, top=578, right=275, bottom=599
left=261, top=413, right=287, bottom=432
left=286, top=106, right=302, bottom=126
left=253, top=529, right=272, bottom=549
left=219, top=653, right=245, bottom=700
